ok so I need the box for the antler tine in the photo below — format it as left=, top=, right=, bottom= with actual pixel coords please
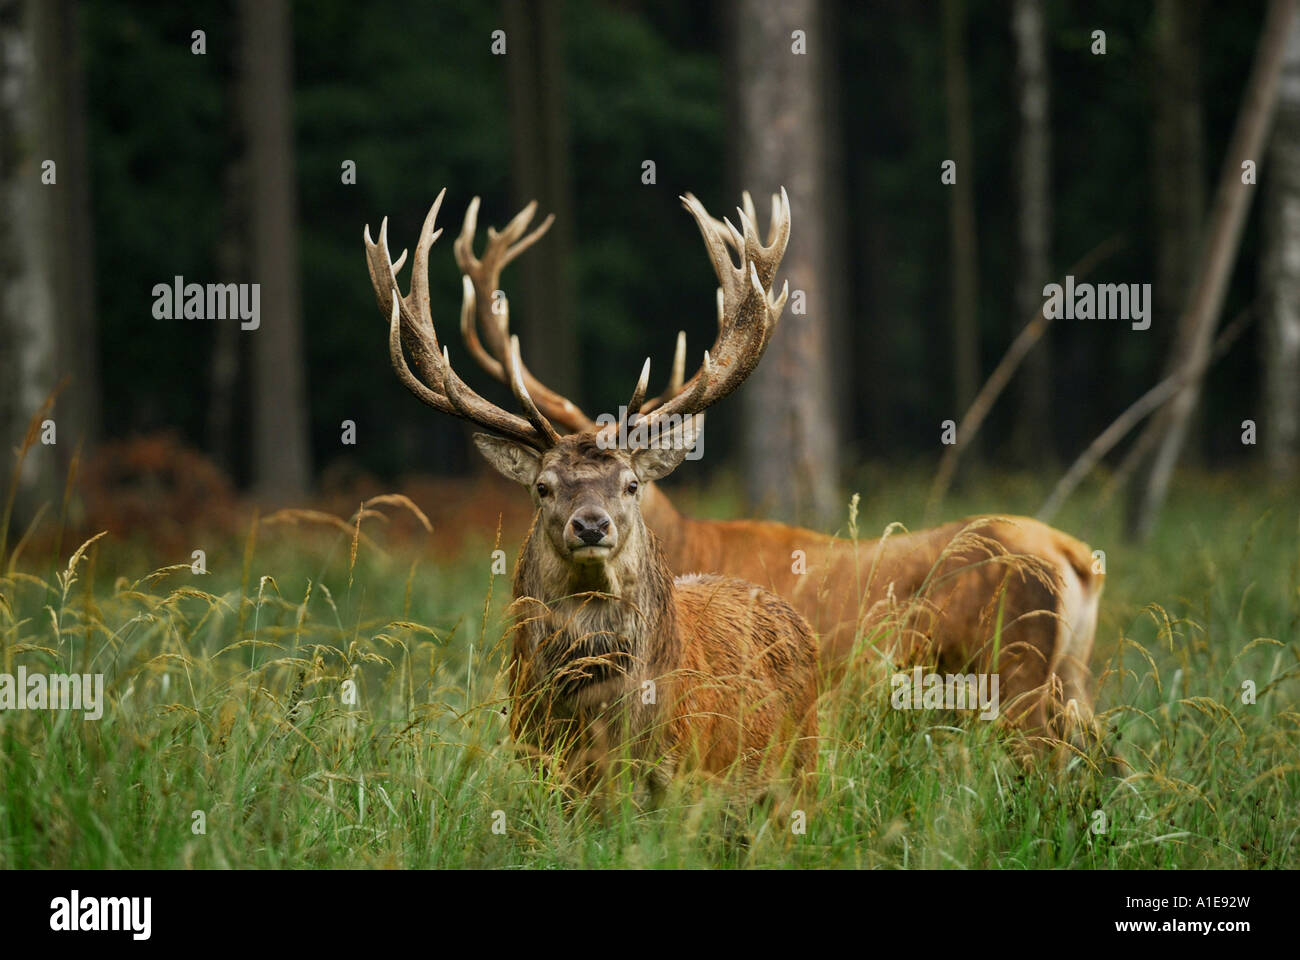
left=624, top=357, right=653, bottom=421
left=408, top=190, right=446, bottom=333
left=740, top=191, right=758, bottom=237
left=683, top=191, right=744, bottom=258
left=681, top=192, right=747, bottom=309
left=638, top=330, right=687, bottom=414
left=454, top=197, right=595, bottom=433
left=630, top=349, right=712, bottom=427
left=637, top=190, right=791, bottom=432
left=496, top=202, right=555, bottom=271
left=506, top=336, right=561, bottom=446
left=459, top=274, right=507, bottom=382
left=749, top=187, right=791, bottom=292
left=668, top=330, right=687, bottom=393
left=722, top=187, right=790, bottom=293
left=366, top=193, right=556, bottom=450
left=365, top=209, right=443, bottom=390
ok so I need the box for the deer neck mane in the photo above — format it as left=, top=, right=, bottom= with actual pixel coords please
left=513, top=512, right=679, bottom=697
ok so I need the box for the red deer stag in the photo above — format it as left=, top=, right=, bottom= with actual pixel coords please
left=449, top=192, right=1104, bottom=751
left=364, top=188, right=819, bottom=800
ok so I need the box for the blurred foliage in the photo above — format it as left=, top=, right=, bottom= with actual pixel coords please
left=79, top=0, right=1269, bottom=487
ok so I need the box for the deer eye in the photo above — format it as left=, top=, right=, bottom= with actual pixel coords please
left=536, top=481, right=550, bottom=498
left=625, top=480, right=639, bottom=495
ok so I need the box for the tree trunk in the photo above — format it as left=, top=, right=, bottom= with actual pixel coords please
left=43, top=0, right=99, bottom=459
left=943, top=0, right=980, bottom=435
left=0, top=0, right=53, bottom=522
left=504, top=0, right=577, bottom=400
left=0, top=0, right=97, bottom=527
left=732, top=0, right=840, bottom=526
left=820, top=0, right=850, bottom=456
left=240, top=0, right=311, bottom=503
left=1261, top=10, right=1300, bottom=480
left=1151, top=0, right=1206, bottom=359
left=1128, top=0, right=1296, bottom=541
left=210, top=56, right=248, bottom=480
left=1125, top=0, right=1206, bottom=532
left=1010, top=0, right=1052, bottom=464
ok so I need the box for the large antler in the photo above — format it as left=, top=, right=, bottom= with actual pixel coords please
left=453, top=191, right=789, bottom=434
left=628, top=188, right=791, bottom=433
left=453, top=198, right=596, bottom=432
left=363, top=189, right=559, bottom=450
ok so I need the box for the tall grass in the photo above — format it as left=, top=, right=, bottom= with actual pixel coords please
left=0, top=466, right=1296, bottom=868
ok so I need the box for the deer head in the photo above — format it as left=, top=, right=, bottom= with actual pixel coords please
left=473, top=422, right=701, bottom=597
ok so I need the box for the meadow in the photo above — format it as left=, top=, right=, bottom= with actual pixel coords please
left=0, top=464, right=1296, bottom=869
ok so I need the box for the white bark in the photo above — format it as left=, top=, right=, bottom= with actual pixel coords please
left=1261, top=12, right=1300, bottom=478
left=1011, top=0, right=1052, bottom=460
left=1, top=0, right=58, bottom=515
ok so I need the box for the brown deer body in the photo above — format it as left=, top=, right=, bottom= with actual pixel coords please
left=641, top=486, right=1100, bottom=739
left=448, top=192, right=1104, bottom=748
left=366, top=188, right=819, bottom=797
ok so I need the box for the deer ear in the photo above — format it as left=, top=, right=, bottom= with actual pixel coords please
left=631, top=415, right=701, bottom=482
left=472, top=433, right=542, bottom=485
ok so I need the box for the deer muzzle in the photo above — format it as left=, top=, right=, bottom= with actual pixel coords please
left=568, top=507, right=615, bottom=559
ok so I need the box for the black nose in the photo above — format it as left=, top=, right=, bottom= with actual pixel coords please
left=570, top=510, right=611, bottom=546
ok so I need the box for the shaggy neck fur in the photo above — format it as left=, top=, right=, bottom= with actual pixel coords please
left=513, top=508, right=680, bottom=709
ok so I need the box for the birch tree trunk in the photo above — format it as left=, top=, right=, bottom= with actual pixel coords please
left=1010, top=0, right=1052, bottom=463
left=1, top=0, right=98, bottom=527
left=1261, top=10, right=1300, bottom=479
